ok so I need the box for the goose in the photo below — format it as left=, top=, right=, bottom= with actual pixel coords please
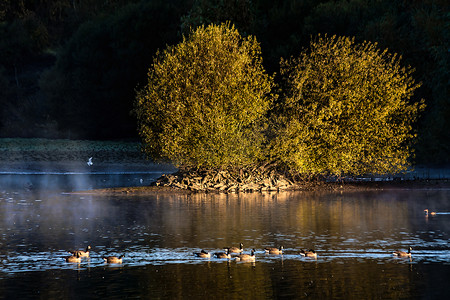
left=193, top=250, right=211, bottom=258
left=226, top=243, right=244, bottom=254
left=103, top=254, right=125, bottom=263
left=393, top=247, right=412, bottom=257
left=214, top=248, right=231, bottom=259
left=424, top=209, right=436, bottom=216
left=300, top=249, right=317, bottom=258
left=235, top=249, right=256, bottom=262
left=69, top=245, right=91, bottom=257
left=65, top=253, right=81, bottom=263
left=264, top=246, right=283, bottom=255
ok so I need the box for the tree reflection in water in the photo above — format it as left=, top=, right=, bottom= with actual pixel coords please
left=0, top=187, right=449, bottom=298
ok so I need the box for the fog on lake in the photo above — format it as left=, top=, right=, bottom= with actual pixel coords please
left=0, top=172, right=449, bottom=299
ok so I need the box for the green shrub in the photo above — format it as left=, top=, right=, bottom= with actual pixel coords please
left=272, top=35, right=424, bottom=177
left=135, top=23, right=275, bottom=169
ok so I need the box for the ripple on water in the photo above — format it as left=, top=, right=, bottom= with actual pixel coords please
left=1, top=245, right=450, bottom=275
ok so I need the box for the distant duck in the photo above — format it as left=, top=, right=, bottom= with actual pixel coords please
left=103, top=255, right=125, bottom=263
left=264, top=246, right=283, bottom=255
left=214, top=248, right=231, bottom=259
left=226, top=243, right=244, bottom=254
left=69, top=245, right=91, bottom=257
left=193, top=250, right=211, bottom=258
left=424, top=209, right=436, bottom=216
left=65, top=253, right=81, bottom=263
left=393, top=246, right=412, bottom=257
left=235, top=249, right=256, bottom=262
left=87, top=157, right=93, bottom=166
left=300, top=249, right=317, bottom=258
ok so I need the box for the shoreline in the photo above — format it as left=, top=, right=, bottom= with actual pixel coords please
left=74, top=178, right=450, bottom=195
left=1, top=139, right=448, bottom=195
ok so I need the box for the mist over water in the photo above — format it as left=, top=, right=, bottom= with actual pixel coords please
left=0, top=172, right=165, bottom=192
left=0, top=158, right=176, bottom=192
left=0, top=167, right=449, bottom=298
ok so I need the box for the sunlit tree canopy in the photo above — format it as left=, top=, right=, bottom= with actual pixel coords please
left=272, top=35, right=424, bottom=177
left=135, top=23, right=274, bottom=169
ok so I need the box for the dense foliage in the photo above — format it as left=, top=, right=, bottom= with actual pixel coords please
left=180, top=0, right=257, bottom=35
left=40, top=0, right=188, bottom=138
left=272, top=35, right=424, bottom=176
left=135, top=23, right=274, bottom=169
left=0, top=0, right=448, bottom=165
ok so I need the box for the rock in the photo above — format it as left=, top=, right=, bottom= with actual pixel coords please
left=150, top=167, right=302, bottom=193
left=214, top=182, right=226, bottom=189
left=262, top=178, right=271, bottom=187
left=189, top=183, right=203, bottom=192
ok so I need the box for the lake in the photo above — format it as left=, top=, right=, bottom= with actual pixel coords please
left=0, top=172, right=449, bottom=299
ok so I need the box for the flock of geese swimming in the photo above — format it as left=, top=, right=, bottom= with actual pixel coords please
left=65, top=243, right=412, bottom=264
left=65, top=246, right=124, bottom=264
left=63, top=244, right=317, bottom=264
left=192, top=243, right=312, bottom=262
left=193, top=243, right=413, bottom=262
left=65, top=209, right=435, bottom=263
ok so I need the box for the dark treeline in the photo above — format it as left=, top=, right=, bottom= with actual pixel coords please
left=0, top=0, right=448, bottom=165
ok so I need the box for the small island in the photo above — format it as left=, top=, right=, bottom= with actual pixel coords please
left=131, top=24, right=427, bottom=193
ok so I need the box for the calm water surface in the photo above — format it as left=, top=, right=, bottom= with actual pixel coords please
left=0, top=173, right=449, bottom=299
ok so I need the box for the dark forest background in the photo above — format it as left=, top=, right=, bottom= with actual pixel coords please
left=0, top=0, right=448, bottom=165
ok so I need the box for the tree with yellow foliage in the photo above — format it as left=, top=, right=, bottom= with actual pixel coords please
left=135, top=23, right=274, bottom=169
left=272, top=35, right=424, bottom=177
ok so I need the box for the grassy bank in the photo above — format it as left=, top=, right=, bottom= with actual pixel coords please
left=0, top=138, right=177, bottom=173
left=0, top=138, right=144, bottom=163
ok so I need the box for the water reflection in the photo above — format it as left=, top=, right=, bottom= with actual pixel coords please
left=0, top=172, right=165, bottom=191
left=0, top=178, right=449, bottom=298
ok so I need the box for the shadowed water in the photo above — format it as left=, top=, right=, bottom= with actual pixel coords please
left=0, top=174, right=449, bottom=298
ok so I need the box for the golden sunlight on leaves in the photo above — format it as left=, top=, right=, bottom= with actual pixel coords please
left=135, top=23, right=275, bottom=169
left=272, top=35, right=424, bottom=177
